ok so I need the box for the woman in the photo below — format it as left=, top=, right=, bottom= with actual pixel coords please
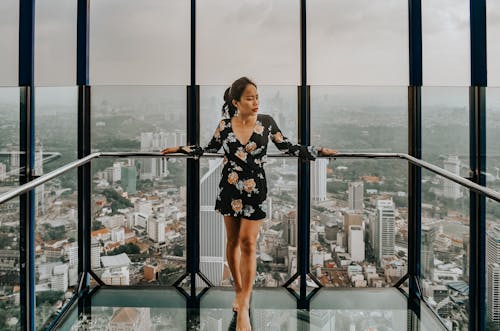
left=161, top=77, right=337, bottom=331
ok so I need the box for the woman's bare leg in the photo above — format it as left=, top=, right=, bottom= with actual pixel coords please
left=236, top=218, right=262, bottom=331
left=224, top=216, right=242, bottom=312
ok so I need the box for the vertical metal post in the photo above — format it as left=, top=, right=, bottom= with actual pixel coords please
left=469, top=2, right=487, bottom=330
left=408, top=0, right=422, bottom=322
left=19, top=1, right=35, bottom=330
left=77, top=0, right=92, bottom=318
left=186, top=0, right=201, bottom=328
left=297, top=0, right=311, bottom=312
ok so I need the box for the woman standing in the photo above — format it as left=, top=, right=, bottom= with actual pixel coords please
left=161, top=77, right=337, bottom=331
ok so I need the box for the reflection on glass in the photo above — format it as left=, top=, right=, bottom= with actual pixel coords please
left=422, top=0, right=470, bottom=86
left=0, top=88, right=21, bottom=330
left=311, top=86, right=407, bottom=152
left=90, top=0, right=190, bottom=85
left=486, top=88, right=500, bottom=330
left=422, top=87, right=469, bottom=168
left=307, top=0, right=408, bottom=85
left=34, top=170, right=78, bottom=330
left=310, top=159, right=408, bottom=288
left=0, top=0, right=18, bottom=86
left=91, top=158, right=186, bottom=286
left=91, top=86, right=186, bottom=152
left=35, top=87, right=78, bottom=173
left=34, top=0, right=76, bottom=86
left=420, top=169, right=469, bottom=330
left=199, top=86, right=298, bottom=288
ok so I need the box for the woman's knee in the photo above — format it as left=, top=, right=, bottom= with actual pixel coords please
left=239, top=236, right=256, bottom=254
left=226, top=237, right=239, bottom=250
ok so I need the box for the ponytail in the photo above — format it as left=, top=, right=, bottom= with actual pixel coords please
left=221, top=77, right=257, bottom=118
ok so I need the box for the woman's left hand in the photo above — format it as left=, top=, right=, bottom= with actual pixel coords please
left=319, top=148, right=338, bottom=156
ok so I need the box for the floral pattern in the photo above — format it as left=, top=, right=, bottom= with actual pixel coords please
left=179, top=114, right=318, bottom=220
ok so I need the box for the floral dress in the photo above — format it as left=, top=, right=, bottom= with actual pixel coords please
left=179, top=114, right=318, bottom=220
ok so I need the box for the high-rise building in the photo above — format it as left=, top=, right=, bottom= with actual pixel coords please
left=66, top=243, right=78, bottom=267
left=421, top=224, right=437, bottom=279
left=147, top=218, right=166, bottom=243
left=486, top=224, right=500, bottom=326
left=9, top=146, right=20, bottom=177
left=0, top=162, right=6, bottom=181
left=348, top=225, right=365, bottom=262
left=283, top=211, right=297, bottom=247
left=443, top=155, right=462, bottom=200
left=348, top=181, right=364, bottom=212
left=343, top=212, right=363, bottom=249
left=51, top=264, right=69, bottom=292
left=325, top=222, right=338, bottom=242
left=198, top=159, right=225, bottom=286
left=91, top=237, right=101, bottom=269
left=311, top=158, right=327, bottom=201
left=140, top=132, right=170, bottom=180
left=373, top=200, right=395, bottom=264
left=121, top=165, right=137, bottom=195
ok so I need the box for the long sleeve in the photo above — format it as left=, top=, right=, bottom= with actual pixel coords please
left=176, top=122, right=223, bottom=158
left=268, top=115, right=318, bottom=161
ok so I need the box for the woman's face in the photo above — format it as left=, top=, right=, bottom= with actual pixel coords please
left=233, top=84, right=259, bottom=117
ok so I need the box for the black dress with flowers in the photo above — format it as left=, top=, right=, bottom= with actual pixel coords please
left=180, top=114, right=318, bottom=220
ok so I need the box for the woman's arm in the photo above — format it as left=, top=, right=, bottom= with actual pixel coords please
left=160, top=121, right=224, bottom=157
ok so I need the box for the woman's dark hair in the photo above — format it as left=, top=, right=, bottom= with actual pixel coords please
left=222, top=77, right=257, bottom=118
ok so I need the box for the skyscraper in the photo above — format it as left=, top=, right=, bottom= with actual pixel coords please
left=311, top=158, right=327, bottom=201
left=421, top=224, right=437, bottom=279
left=147, top=218, right=166, bottom=244
left=443, top=155, right=462, bottom=200
left=348, top=181, right=364, bottom=212
left=348, top=225, right=365, bottom=262
left=198, top=159, right=225, bottom=287
left=486, top=224, right=500, bottom=326
left=283, top=211, right=297, bottom=247
left=121, top=165, right=137, bottom=195
left=343, top=211, right=362, bottom=250
left=373, top=200, right=395, bottom=264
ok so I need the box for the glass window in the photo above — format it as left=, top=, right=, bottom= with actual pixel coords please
left=197, top=0, right=300, bottom=85
left=0, top=0, right=19, bottom=86
left=35, top=87, right=78, bottom=173
left=90, top=0, right=190, bottom=85
left=35, top=0, right=77, bottom=86
left=307, top=0, right=408, bottom=85
left=422, top=0, right=470, bottom=86
left=487, top=0, right=500, bottom=86
left=421, top=87, right=469, bottom=168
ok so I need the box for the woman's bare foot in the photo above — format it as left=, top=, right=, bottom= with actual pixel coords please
left=236, top=306, right=251, bottom=331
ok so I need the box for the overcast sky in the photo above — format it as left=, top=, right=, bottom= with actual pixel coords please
left=0, top=0, right=499, bottom=87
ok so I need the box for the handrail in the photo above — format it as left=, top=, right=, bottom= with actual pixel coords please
left=1, top=152, right=500, bottom=205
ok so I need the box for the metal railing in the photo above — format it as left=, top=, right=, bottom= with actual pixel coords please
left=2, top=151, right=500, bottom=205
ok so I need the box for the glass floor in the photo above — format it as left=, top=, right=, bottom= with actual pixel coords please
left=56, top=287, right=446, bottom=330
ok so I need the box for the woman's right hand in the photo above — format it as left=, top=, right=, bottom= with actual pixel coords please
left=160, top=147, right=179, bottom=155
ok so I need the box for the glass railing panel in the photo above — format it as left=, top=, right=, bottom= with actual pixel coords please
left=34, top=169, right=78, bottom=330
left=0, top=1, right=18, bottom=86
left=422, top=87, right=470, bottom=169
left=421, top=169, right=470, bottom=330
left=35, top=87, right=78, bottom=173
left=91, top=85, right=186, bottom=153
left=486, top=87, right=500, bottom=330
left=91, top=157, right=186, bottom=286
left=0, top=87, right=21, bottom=330
left=311, top=86, right=408, bottom=153
left=309, top=158, right=408, bottom=288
